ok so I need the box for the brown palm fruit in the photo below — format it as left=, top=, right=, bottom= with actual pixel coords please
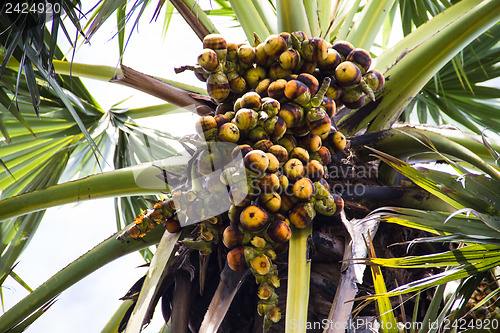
left=198, top=48, right=220, bottom=73
left=331, top=40, right=354, bottom=59
left=290, top=120, right=310, bottom=137
left=306, top=107, right=331, bottom=137
left=279, top=192, right=297, bottom=213
left=306, top=160, right=325, bottom=182
left=264, top=34, right=287, bottom=58
left=165, top=218, right=181, bottom=233
left=227, top=42, right=238, bottom=61
left=269, top=62, right=293, bottom=80
left=248, top=126, right=270, bottom=142
left=254, top=139, right=273, bottom=152
left=268, top=145, right=288, bottom=164
left=297, top=61, right=317, bottom=74
left=214, top=113, right=230, bottom=127
left=207, top=72, right=230, bottom=102
left=277, top=135, right=297, bottom=154
left=335, top=61, right=362, bottom=87
left=278, top=174, right=289, bottom=192
left=240, top=205, right=270, bottom=232
left=195, top=115, right=218, bottom=140
left=292, top=177, right=314, bottom=200
left=299, top=133, right=322, bottom=152
left=227, top=246, right=248, bottom=271
left=245, top=66, right=267, bottom=88
left=250, top=254, right=272, bottom=275
left=229, top=182, right=255, bottom=207
left=258, top=192, right=282, bottom=213
left=261, top=97, right=280, bottom=117
left=240, top=91, right=262, bottom=111
left=279, top=48, right=300, bottom=70
left=332, top=193, right=344, bottom=216
left=223, top=225, right=244, bottom=249
left=194, top=71, right=208, bottom=82
left=322, top=96, right=336, bottom=117
left=267, top=79, right=287, bottom=100
left=258, top=173, right=280, bottom=193
left=292, top=31, right=307, bottom=44
left=346, top=48, right=372, bottom=74
left=296, top=73, right=320, bottom=96
left=283, top=158, right=305, bottom=181
left=226, top=71, right=247, bottom=94
left=364, top=69, right=385, bottom=92
left=267, top=218, right=292, bottom=243
left=279, top=103, right=304, bottom=128
left=231, top=144, right=253, bottom=160
left=203, top=34, right=227, bottom=60
left=284, top=80, right=311, bottom=106
left=301, top=37, right=328, bottom=62
left=330, top=131, right=347, bottom=151
left=244, top=150, right=270, bottom=176
left=289, top=202, right=316, bottom=228
left=218, top=122, right=240, bottom=142
left=234, top=108, right=259, bottom=131
left=255, top=78, right=272, bottom=97
left=237, top=44, right=256, bottom=65
left=266, top=153, right=280, bottom=173
left=341, top=89, right=365, bottom=109
left=263, top=116, right=287, bottom=141
left=290, top=147, right=310, bottom=164
left=318, top=48, right=342, bottom=75
left=267, top=307, right=282, bottom=324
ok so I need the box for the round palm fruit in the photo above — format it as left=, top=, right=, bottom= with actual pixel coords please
left=214, top=114, right=230, bottom=127
left=314, top=195, right=336, bottom=216
left=291, top=121, right=310, bottom=137
left=207, top=72, right=230, bottom=102
left=248, top=126, right=270, bottom=142
left=227, top=42, right=238, bottom=61
left=234, top=108, right=259, bottom=131
left=268, top=79, right=287, bottom=100
left=283, top=158, right=305, bottom=181
left=227, top=246, right=248, bottom=271
left=198, top=48, right=220, bottom=73
left=231, top=144, right=253, bottom=160
left=240, top=91, right=262, bottom=111
left=346, top=48, right=372, bottom=74
left=217, top=122, right=240, bottom=143
left=277, top=134, right=297, bottom=153
left=268, top=145, right=288, bottom=164
left=332, top=40, right=354, bottom=59
left=264, top=34, right=287, bottom=58
left=297, top=73, right=320, bottom=96
left=223, top=225, right=244, bottom=249
left=280, top=192, right=298, bottom=213
left=318, top=48, right=342, bottom=75
left=256, top=78, right=272, bottom=97
left=278, top=174, right=289, bottom=192
left=165, top=218, right=181, bottom=233
left=342, top=93, right=365, bottom=109
left=263, top=116, right=287, bottom=141
left=250, top=254, right=271, bottom=275
left=255, top=43, right=272, bottom=67
left=226, top=71, right=247, bottom=94
left=306, top=107, right=332, bottom=137
left=254, top=139, right=273, bottom=152
left=245, top=66, right=267, bottom=88
left=266, top=153, right=280, bottom=173
left=267, top=219, right=292, bottom=243
left=322, top=96, right=336, bottom=117
left=279, top=48, right=300, bottom=70
left=261, top=98, right=280, bottom=117
left=292, top=177, right=314, bottom=200
left=237, top=44, right=256, bottom=64
left=289, top=202, right=316, bottom=228
left=229, top=184, right=255, bottom=207
left=284, top=80, right=311, bottom=106
left=203, top=34, right=227, bottom=59
left=306, top=159, right=324, bottom=182
left=335, top=61, right=362, bottom=87
left=279, top=103, right=304, bottom=128
left=258, top=192, right=282, bottom=213
left=313, top=181, right=330, bottom=199
left=325, top=85, right=342, bottom=101
left=240, top=205, right=270, bottom=232
left=195, top=115, right=218, bottom=138
left=364, top=69, right=385, bottom=92
left=244, top=150, right=270, bottom=176
left=298, top=60, right=317, bottom=74
left=228, top=205, right=243, bottom=224
left=269, top=62, right=293, bottom=80
left=233, top=98, right=242, bottom=112
left=312, top=146, right=332, bottom=165
left=279, top=31, right=291, bottom=43
left=292, top=31, right=307, bottom=43
left=300, top=134, right=322, bottom=152
left=301, top=37, right=328, bottom=62
left=332, top=193, right=344, bottom=216
left=330, top=131, right=347, bottom=151
left=258, top=173, right=280, bottom=193
left=290, top=147, right=310, bottom=164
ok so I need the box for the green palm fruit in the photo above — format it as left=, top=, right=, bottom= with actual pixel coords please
left=283, top=158, right=304, bottom=181
left=264, top=34, right=287, bottom=58
left=313, top=181, right=330, bottom=199
left=254, top=139, right=274, bottom=152
left=234, top=108, right=259, bottom=131
left=325, top=85, right=342, bottom=101
left=248, top=126, right=270, bottom=142
left=341, top=89, right=365, bottom=109
left=240, top=91, right=262, bottom=111
left=227, top=246, right=248, bottom=271
left=284, top=80, right=311, bottom=106
left=217, top=122, right=240, bottom=143
left=318, top=48, right=342, bottom=75
left=256, top=78, right=272, bottom=97
left=255, top=43, right=272, bottom=68
left=363, top=69, right=385, bottom=92
left=321, top=96, right=336, bottom=117
left=346, top=48, right=372, bottom=74
left=267, top=218, right=292, bottom=243
left=292, top=31, right=307, bottom=44
left=266, top=153, right=280, bottom=173
left=207, top=72, right=230, bottom=102
left=296, top=73, right=319, bottom=96
left=331, top=40, right=354, bottom=59
left=245, top=66, right=267, bottom=88
left=314, top=194, right=337, bottom=216
left=203, top=33, right=227, bottom=61
left=289, top=202, right=316, bottom=228
left=223, top=225, right=244, bottom=249
left=279, top=48, right=300, bottom=70
left=299, top=134, right=322, bottom=152
left=261, top=97, right=280, bottom=117
left=335, top=61, right=362, bottom=87
left=268, top=145, right=288, bottom=164
left=258, top=192, right=282, bottom=213
left=226, top=71, right=247, bottom=94
left=258, top=173, right=280, bottom=193
left=250, top=236, right=267, bottom=248
left=306, top=107, right=331, bottom=137
left=244, top=150, right=270, bottom=176
left=290, top=147, right=310, bottom=164
left=231, top=144, right=253, bottom=160
left=297, top=60, right=317, bottom=74
left=306, top=160, right=325, bottom=182
left=240, top=205, right=270, bottom=232
left=226, top=42, right=238, bottom=62
left=301, top=37, right=328, bottom=62
left=292, top=177, right=314, bottom=200
left=237, top=44, right=256, bottom=65
left=269, top=62, right=293, bottom=80
left=278, top=103, right=304, bottom=129
left=277, top=134, right=297, bottom=153
left=195, top=115, right=218, bottom=140
left=262, top=115, right=287, bottom=141
left=267, top=79, right=288, bottom=100
left=198, top=48, right=220, bottom=73
left=224, top=59, right=240, bottom=72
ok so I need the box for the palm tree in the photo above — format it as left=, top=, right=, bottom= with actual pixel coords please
left=1, top=0, right=500, bottom=332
